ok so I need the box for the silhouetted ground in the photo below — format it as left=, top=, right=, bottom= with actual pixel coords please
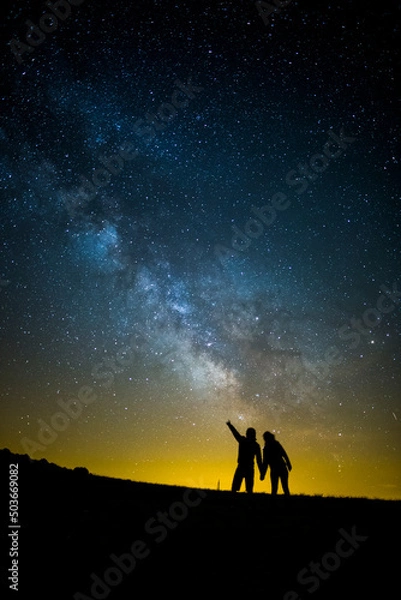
left=1, top=449, right=400, bottom=599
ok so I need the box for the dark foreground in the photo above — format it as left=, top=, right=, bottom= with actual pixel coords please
left=1, top=449, right=400, bottom=600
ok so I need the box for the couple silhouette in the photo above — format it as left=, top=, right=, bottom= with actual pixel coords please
left=226, top=420, right=292, bottom=495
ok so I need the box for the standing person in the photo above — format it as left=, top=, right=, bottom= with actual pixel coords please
left=260, top=431, right=292, bottom=496
left=226, top=420, right=263, bottom=493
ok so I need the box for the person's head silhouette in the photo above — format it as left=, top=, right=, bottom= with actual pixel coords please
left=246, top=427, right=256, bottom=441
left=263, top=431, right=275, bottom=443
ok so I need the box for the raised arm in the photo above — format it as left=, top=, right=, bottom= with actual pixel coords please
left=226, top=420, right=242, bottom=443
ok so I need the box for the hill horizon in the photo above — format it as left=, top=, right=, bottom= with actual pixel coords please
left=1, top=447, right=400, bottom=599
left=2, top=447, right=399, bottom=501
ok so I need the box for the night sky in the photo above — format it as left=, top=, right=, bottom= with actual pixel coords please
left=1, top=0, right=400, bottom=498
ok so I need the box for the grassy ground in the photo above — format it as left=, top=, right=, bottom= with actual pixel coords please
left=1, top=449, right=400, bottom=599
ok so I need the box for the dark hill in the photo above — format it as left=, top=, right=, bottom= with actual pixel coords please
left=1, top=449, right=400, bottom=600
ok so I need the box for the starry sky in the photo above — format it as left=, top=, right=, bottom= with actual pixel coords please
left=1, top=0, right=400, bottom=498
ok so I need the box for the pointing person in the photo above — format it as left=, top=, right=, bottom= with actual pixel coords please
left=226, top=420, right=263, bottom=494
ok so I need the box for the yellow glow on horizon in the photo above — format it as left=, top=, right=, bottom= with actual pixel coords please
left=4, top=399, right=401, bottom=501
left=11, top=443, right=397, bottom=500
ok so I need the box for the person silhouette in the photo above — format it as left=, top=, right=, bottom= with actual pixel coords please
left=226, top=420, right=263, bottom=493
left=260, top=431, right=292, bottom=496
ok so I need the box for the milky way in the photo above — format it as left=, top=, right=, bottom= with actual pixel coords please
left=1, top=0, right=400, bottom=497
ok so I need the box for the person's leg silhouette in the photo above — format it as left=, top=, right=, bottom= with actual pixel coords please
left=232, top=466, right=244, bottom=492
left=270, top=470, right=279, bottom=495
left=245, top=469, right=255, bottom=494
left=280, top=470, right=290, bottom=495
